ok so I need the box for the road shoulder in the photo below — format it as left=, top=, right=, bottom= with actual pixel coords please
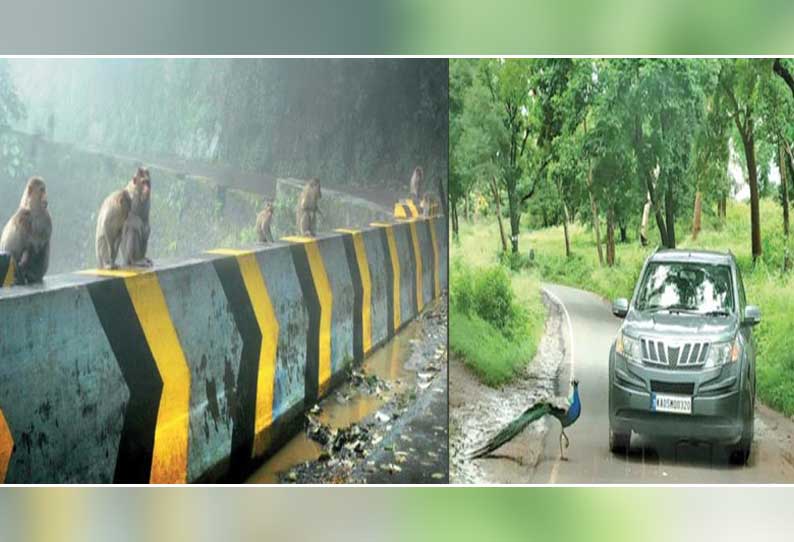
left=450, top=291, right=570, bottom=483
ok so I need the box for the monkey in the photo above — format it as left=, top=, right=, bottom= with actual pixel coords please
left=120, top=167, right=152, bottom=267
left=0, top=177, right=52, bottom=285
left=410, top=166, right=424, bottom=203
left=296, top=177, right=322, bottom=237
left=256, top=201, right=274, bottom=243
left=95, top=168, right=148, bottom=269
left=420, top=192, right=439, bottom=218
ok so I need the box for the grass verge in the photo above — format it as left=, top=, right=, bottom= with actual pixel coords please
left=450, top=222, right=547, bottom=387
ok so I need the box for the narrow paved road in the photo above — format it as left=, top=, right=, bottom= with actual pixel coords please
left=531, top=283, right=794, bottom=484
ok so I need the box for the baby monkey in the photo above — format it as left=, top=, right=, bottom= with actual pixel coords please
left=420, top=192, right=439, bottom=218
left=256, top=201, right=274, bottom=243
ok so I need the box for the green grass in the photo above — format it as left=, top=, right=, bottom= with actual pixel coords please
left=508, top=198, right=794, bottom=416
left=450, top=222, right=547, bottom=387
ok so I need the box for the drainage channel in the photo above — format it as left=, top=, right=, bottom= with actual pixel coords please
left=246, top=319, right=422, bottom=483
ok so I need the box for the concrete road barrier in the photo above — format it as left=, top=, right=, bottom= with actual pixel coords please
left=0, top=217, right=447, bottom=483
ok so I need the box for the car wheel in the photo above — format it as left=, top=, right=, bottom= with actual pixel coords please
left=729, top=440, right=751, bottom=465
left=609, top=428, right=631, bottom=454
left=730, top=398, right=754, bottom=466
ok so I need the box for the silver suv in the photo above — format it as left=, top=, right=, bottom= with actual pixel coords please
left=608, top=249, right=760, bottom=464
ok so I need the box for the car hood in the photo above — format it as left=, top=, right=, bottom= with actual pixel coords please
left=623, top=310, right=737, bottom=342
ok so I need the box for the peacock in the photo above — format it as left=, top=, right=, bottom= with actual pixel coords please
left=468, top=380, right=581, bottom=461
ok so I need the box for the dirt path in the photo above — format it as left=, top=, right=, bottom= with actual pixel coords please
left=449, top=292, right=570, bottom=483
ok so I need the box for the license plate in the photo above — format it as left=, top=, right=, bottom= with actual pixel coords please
left=651, top=393, right=692, bottom=415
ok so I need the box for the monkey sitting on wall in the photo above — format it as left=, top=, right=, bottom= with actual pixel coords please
left=420, top=192, right=439, bottom=218
left=410, top=166, right=423, bottom=203
left=256, top=201, right=274, bottom=243
left=0, top=177, right=52, bottom=284
left=95, top=167, right=150, bottom=269
left=120, top=167, right=152, bottom=267
left=296, top=177, right=322, bottom=237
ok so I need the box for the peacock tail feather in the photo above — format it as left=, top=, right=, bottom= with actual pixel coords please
left=468, top=402, right=553, bottom=460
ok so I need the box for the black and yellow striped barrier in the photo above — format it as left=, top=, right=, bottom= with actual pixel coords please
left=0, top=252, right=15, bottom=287
left=393, top=198, right=440, bottom=220
left=0, top=218, right=447, bottom=483
left=394, top=199, right=420, bottom=219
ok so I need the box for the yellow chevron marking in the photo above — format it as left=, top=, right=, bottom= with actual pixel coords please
left=2, top=257, right=15, bottom=287
left=428, top=218, right=441, bottom=298
left=206, top=248, right=250, bottom=256
left=371, top=222, right=401, bottom=331
left=77, top=268, right=143, bottom=278
left=283, top=236, right=333, bottom=395
left=124, top=272, right=190, bottom=484
left=0, top=408, right=12, bottom=483
left=236, top=253, right=279, bottom=457
left=208, top=248, right=280, bottom=455
left=409, top=221, right=424, bottom=313
left=335, top=228, right=372, bottom=354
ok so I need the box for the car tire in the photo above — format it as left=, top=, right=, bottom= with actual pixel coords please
left=730, top=395, right=754, bottom=466
left=609, top=428, right=631, bottom=454
left=729, top=440, right=751, bottom=466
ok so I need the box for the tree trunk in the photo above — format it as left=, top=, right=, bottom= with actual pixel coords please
left=781, top=143, right=791, bottom=272
left=664, top=177, right=676, bottom=248
left=587, top=172, right=603, bottom=266
left=451, top=202, right=459, bottom=238
left=781, top=143, right=791, bottom=238
left=464, top=192, right=470, bottom=222
left=636, top=113, right=669, bottom=247
left=640, top=195, right=651, bottom=246
left=619, top=222, right=627, bottom=243
left=508, top=194, right=520, bottom=254
left=606, top=207, right=616, bottom=267
left=740, top=130, right=762, bottom=262
left=490, top=177, right=508, bottom=253
left=584, top=118, right=604, bottom=265
left=562, top=201, right=571, bottom=258
left=692, top=191, right=703, bottom=240
left=505, top=171, right=521, bottom=254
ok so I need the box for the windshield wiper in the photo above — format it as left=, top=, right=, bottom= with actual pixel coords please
left=703, top=309, right=731, bottom=317
left=647, top=303, right=699, bottom=314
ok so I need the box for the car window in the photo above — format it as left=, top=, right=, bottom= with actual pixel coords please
left=635, top=261, right=735, bottom=314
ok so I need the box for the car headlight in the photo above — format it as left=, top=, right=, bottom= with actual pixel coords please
left=615, top=330, right=641, bottom=362
left=704, top=337, right=741, bottom=368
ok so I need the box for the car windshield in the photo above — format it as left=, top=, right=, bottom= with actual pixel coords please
left=635, top=261, right=735, bottom=314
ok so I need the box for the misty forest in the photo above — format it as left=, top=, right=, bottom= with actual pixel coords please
left=0, top=58, right=448, bottom=274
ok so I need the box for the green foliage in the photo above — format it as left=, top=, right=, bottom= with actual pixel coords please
left=450, top=221, right=547, bottom=387
left=498, top=249, right=533, bottom=272
left=450, top=305, right=538, bottom=387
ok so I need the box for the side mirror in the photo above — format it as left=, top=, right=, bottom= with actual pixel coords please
left=743, top=305, right=761, bottom=326
left=612, top=298, right=629, bottom=318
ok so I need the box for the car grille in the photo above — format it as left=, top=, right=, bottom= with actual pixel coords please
left=650, top=380, right=695, bottom=395
left=640, top=338, right=709, bottom=368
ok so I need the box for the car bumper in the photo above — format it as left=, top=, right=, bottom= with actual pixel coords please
left=609, top=349, right=746, bottom=444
